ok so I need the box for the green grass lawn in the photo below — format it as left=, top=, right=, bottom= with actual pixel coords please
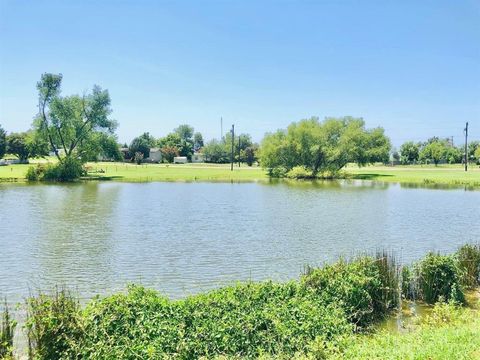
left=84, top=162, right=269, bottom=182
left=347, top=164, right=480, bottom=187
left=329, top=303, right=480, bottom=360
left=0, top=161, right=269, bottom=182
left=1, top=161, right=480, bottom=187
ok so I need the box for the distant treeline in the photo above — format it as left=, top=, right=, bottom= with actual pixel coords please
left=126, top=126, right=259, bottom=165
left=393, top=138, right=480, bottom=166
left=1, top=73, right=479, bottom=181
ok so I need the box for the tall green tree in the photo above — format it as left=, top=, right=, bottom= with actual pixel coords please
left=7, top=132, right=30, bottom=161
left=173, top=124, right=194, bottom=159
left=444, top=146, right=463, bottom=164
left=244, top=145, right=259, bottom=166
left=419, top=141, right=447, bottom=166
left=159, top=129, right=194, bottom=160
left=0, top=124, right=6, bottom=159
left=224, top=132, right=255, bottom=163
left=35, top=73, right=118, bottom=163
left=391, top=148, right=400, bottom=162
left=174, top=124, right=194, bottom=142
left=475, top=147, right=480, bottom=164
left=129, top=132, right=156, bottom=160
left=6, top=131, right=48, bottom=161
left=399, top=141, right=420, bottom=164
left=160, top=146, right=179, bottom=163
left=203, top=139, right=229, bottom=163
left=83, top=133, right=123, bottom=161
left=193, top=132, right=204, bottom=152
left=469, top=141, right=480, bottom=162
left=260, top=117, right=391, bottom=176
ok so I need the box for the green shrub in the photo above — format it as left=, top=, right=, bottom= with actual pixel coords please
left=415, top=253, right=464, bottom=304
left=286, top=166, right=314, bottom=179
left=401, top=266, right=415, bottom=300
left=77, top=286, right=184, bottom=359
left=0, top=300, right=16, bottom=359
left=26, top=288, right=83, bottom=360
left=26, top=164, right=51, bottom=182
left=456, top=244, right=480, bottom=289
left=75, top=284, right=351, bottom=359
left=11, top=247, right=478, bottom=358
left=26, top=165, right=40, bottom=181
left=43, top=157, right=85, bottom=182
left=302, top=257, right=397, bottom=329
left=374, top=252, right=400, bottom=313
left=268, top=167, right=287, bottom=178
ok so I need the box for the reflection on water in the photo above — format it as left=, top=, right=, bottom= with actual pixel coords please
left=1, top=181, right=479, bottom=306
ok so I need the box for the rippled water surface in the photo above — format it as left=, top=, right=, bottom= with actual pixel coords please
left=1, top=181, right=479, bottom=304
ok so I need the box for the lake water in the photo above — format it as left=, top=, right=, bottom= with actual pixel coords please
left=1, top=180, right=479, bottom=305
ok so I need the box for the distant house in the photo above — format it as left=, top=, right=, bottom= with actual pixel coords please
left=173, top=156, right=188, bottom=164
left=191, top=152, right=205, bottom=163
left=119, top=147, right=162, bottom=163
left=146, top=148, right=162, bottom=163
left=120, top=147, right=131, bottom=161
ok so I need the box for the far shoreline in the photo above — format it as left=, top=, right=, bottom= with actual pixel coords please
left=1, top=162, right=480, bottom=188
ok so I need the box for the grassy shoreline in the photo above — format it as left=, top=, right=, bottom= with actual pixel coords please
left=1, top=161, right=480, bottom=187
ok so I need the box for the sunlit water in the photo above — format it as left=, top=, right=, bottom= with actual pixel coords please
left=1, top=180, right=479, bottom=306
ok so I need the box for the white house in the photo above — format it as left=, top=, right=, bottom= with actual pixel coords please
left=191, top=152, right=205, bottom=163
left=146, top=148, right=162, bottom=163
left=173, top=156, right=188, bottom=164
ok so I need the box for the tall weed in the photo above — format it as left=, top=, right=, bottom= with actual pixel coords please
left=0, top=300, right=16, bottom=359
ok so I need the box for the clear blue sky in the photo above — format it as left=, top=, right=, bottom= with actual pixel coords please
left=0, top=0, right=479, bottom=146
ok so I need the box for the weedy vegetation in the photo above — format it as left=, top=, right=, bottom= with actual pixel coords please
left=3, top=243, right=477, bottom=359
left=0, top=300, right=16, bottom=360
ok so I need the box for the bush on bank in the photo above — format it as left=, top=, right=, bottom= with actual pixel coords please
left=26, top=157, right=85, bottom=182
left=456, top=243, right=480, bottom=289
left=415, top=253, right=464, bottom=304
left=302, top=255, right=399, bottom=329
left=25, top=256, right=399, bottom=359
left=0, top=301, right=16, bottom=359
left=21, top=243, right=480, bottom=359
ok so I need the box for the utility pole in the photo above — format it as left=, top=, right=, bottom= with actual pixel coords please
left=221, top=117, right=223, bottom=141
left=464, top=122, right=469, bottom=172
left=230, top=124, right=235, bottom=171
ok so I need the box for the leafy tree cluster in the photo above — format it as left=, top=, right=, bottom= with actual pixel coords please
left=158, top=127, right=193, bottom=161
left=127, top=128, right=257, bottom=165
left=260, top=117, right=391, bottom=177
left=128, top=132, right=156, bottom=160
left=30, top=73, right=121, bottom=180
left=6, top=131, right=49, bottom=161
left=399, top=137, right=472, bottom=166
left=0, top=125, right=49, bottom=161
left=469, top=141, right=480, bottom=164
left=128, top=125, right=206, bottom=163
left=202, top=132, right=258, bottom=165
left=0, top=124, right=7, bottom=159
